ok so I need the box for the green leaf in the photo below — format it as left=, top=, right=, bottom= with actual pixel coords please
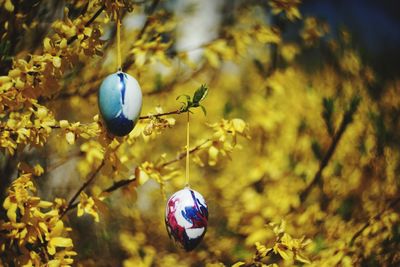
left=322, top=97, right=334, bottom=136
left=176, top=94, right=191, bottom=101
left=200, top=105, right=207, bottom=116
left=311, top=139, right=323, bottom=160
left=337, top=196, right=356, bottom=221
left=175, top=85, right=208, bottom=114
left=342, top=96, right=361, bottom=126
left=349, top=95, right=361, bottom=113
left=312, top=235, right=326, bottom=253
left=253, top=59, right=265, bottom=74
left=154, top=73, right=163, bottom=92
left=192, top=84, right=208, bottom=104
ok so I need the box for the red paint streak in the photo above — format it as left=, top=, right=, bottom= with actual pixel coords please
left=189, top=190, right=208, bottom=228
left=167, top=197, right=186, bottom=242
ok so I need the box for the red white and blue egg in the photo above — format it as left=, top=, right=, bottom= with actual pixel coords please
left=98, top=71, right=142, bottom=136
left=165, top=188, right=208, bottom=251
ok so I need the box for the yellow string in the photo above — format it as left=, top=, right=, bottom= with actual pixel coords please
left=117, top=13, right=122, bottom=71
left=185, top=111, right=190, bottom=187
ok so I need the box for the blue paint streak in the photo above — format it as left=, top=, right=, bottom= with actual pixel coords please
left=117, top=72, right=126, bottom=105
left=182, top=206, right=201, bottom=224
left=165, top=189, right=208, bottom=251
left=105, top=112, right=134, bottom=136
left=181, top=191, right=208, bottom=224
left=191, top=190, right=208, bottom=219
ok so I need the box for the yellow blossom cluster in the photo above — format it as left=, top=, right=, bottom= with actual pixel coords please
left=1, top=0, right=399, bottom=266
left=1, top=174, right=75, bottom=266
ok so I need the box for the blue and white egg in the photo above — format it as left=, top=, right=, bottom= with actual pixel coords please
left=165, top=188, right=208, bottom=251
left=98, top=71, right=142, bottom=136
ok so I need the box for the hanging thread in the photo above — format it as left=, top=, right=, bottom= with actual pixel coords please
left=117, top=12, right=122, bottom=71
left=185, top=111, right=190, bottom=187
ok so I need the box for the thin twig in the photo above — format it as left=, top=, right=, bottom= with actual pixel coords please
left=67, top=4, right=106, bottom=45
left=299, top=97, right=360, bottom=202
left=59, top=160, right=105, bottom=218
left=101, top=139, right=208, bottom=194
left=63, top=139, right=209, bottom=214
left=57, top=60, right=207, bottom=99
left=139, top=109, right=181, bottom=120
left=349, top=196, right=400, bottom=246
left=122, top=0, right=161, bottom=70
left=54, top=0, right=158, bottom=99
left=299, top=116, right=348, bottom=202
left=0, top=124, right=60, bottom=131
left=46, top=151, right=81, bottom=172
left=158, top=139, right=210, bottom=169
left=131, top=0, right=152, bottom=5
left=0, top=109, right=181, bottom=132
left=104, top=178, right=136, bottom=193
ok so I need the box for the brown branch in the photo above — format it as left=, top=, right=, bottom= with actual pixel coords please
left=299, top=97, right=360, bottom=202
left=67, top=4, right=106, bottom=45
left=104, top=178, right=137, bottom=193
left=46, top=151, right=81, bottom=172
left=0, top=124, right=60, bottom=132
left=65, top=177, right=137, bottom=213
left=122, top=0, right=161, bottom=70
left=54, top=0, right=159, bottom=100
left=251, top=248, right=274, bottom=266
left=63, top=139, right=210, bottom=214
left=0, top=109, right=181, bottom=132
left=57, top=61, right=207, bottom=99
left=139, top=109, right=181, bottom=120
left=349, top=196, right=400, bottom=246
left=131, top=0, right=151, bottom=4
left=102, top=139, right=209, bottom=194
left=59, top=160, right=105, bottom=218
left=299, top=117, right=348, bottom=202
left=56, top=4, right=213, bottom=100
left=158, top=139, right=210, bottom=169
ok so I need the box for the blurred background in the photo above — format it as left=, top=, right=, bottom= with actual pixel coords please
left=1, top=0, right=400, bottom=266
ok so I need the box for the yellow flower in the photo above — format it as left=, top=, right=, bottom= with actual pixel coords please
left=77, top=192, right=100, bottom=222
left=269, top=0, right=302, bottom=21
left=301, top=17, right=329, bottom=46
left=281, top=43, right=300, bottom=62
left=47, top=221, right=74, bottom=255
left=340, top=50, right=361, bottom=75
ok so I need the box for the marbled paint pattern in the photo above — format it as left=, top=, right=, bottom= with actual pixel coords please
left=165, top=188, right=208, bottom=251
left=98, top=71, right=142, bottom=136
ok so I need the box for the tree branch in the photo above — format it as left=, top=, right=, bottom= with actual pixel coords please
left=122, top=0, right=161, bottom=70
left=63, top=139, right=209, bottom=214
left=100, top=139, right=209, bottom=194
left=67, top=4, right=106, bottom=45
left=0, top=109, right=182, bottom=132
left=59, top=160, right=105, bottom=218
left=349, top=196, right=400, bottom=246
left=57, top=59, right=207, bottom=100
left=299, top=97, right=360, bottom=202
left=104, top=177, right=136, bottom=193
left=157, top=139, right=210, bottom=169
left=0, top=124, right=60, bottom=132
left=139, top=109, right=182, bottom=120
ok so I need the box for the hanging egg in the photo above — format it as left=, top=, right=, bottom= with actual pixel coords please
left=98, top=71, right=142, bottom=136
left=165, top=187, right=208, bottom=251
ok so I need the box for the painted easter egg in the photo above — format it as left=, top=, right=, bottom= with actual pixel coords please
left=165, top=188, right=208, bottom=251
left=98, top=71, right=142, bottom=136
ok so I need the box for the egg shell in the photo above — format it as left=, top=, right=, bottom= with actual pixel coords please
left=98, top=71, right=142, bottom=136
left=165, top=188, right=208, bottom=251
